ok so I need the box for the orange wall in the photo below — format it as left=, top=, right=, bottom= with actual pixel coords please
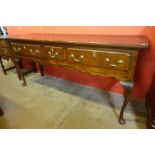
left=7, top=26, right=155, bottom=99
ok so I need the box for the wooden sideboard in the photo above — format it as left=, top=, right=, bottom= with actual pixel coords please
left=0, top=34, right=149, bottom=124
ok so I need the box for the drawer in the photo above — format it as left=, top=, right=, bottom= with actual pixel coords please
left=11, top=43, right=24, bottom=55
left=11, top=43, right=42, bottom=57
left=67, top=48, right=100, bottom=66
left=100, top=51, right=131, bottom=71
left=23, top=44, right=42, bottom=57
left=0, top=47, right=10, bottom=56
left=43, top=46, right=65, bottom=60
left=0, top=40, right=8, bottom=47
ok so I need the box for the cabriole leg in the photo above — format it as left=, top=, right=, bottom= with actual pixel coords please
left=119, top=81, right=134, bottom=124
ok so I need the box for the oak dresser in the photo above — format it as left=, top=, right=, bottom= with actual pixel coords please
left=0, top=34, right=149, bottom=124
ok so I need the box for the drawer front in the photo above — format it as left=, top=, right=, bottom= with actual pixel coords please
left=0, top=40, right=8, bottom=47
left=100, top=51, right=131, bottom=71
left=11, top=43, right=24, bottom=55
left=11, top=43, right=42, bottom=57
left=23, top=44, right=42, bottom=57
left=0, top=47, right=10, bottom=56
left=43, top=46, right=65, bottom=60
left=67, top=48, right=100, bottom=66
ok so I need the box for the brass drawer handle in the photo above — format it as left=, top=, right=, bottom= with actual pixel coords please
left=105, top=57, right=124, bottom=67
left=48, top=51, right=59, bottom=58
left=70, top=54, right=84, bottom=62
left=14, top=47, right=21, bottom=53
left=30, top=49, right=40, bottom=56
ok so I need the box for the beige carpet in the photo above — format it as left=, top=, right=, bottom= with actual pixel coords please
left=0, top=61, right=146, bottom=128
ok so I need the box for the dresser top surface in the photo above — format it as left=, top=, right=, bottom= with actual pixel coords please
left=0, top=34, right=149, bottom=49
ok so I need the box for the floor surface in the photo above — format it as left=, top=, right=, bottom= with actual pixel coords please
left=0, top=62, right=146, bottom=128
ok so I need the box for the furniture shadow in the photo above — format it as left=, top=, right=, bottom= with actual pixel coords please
left=34, top=75, right=123, bottom=120
left=129, top=99, right=146, bottom=128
